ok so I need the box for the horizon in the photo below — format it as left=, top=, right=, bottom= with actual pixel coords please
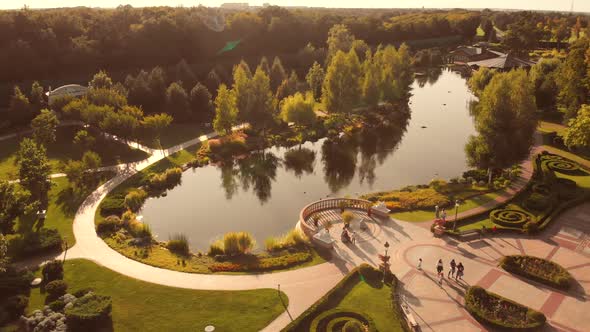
left=1, top=0, right=587, bottom=12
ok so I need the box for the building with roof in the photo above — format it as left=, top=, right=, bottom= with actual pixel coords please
left=467, top=53, right=536, bottom=71
left=447, top=46, right=499, bottom=64
left=46, top=84, right=88, bottom=104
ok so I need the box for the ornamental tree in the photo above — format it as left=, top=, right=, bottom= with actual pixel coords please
left=564, top=105, right=590, bottom=150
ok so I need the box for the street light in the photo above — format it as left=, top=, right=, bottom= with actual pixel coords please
left=453, top=200, right=460, bottom=232
left=383, top=241, right=390, bottom=283
left=384, top=241, right=390, bottom=257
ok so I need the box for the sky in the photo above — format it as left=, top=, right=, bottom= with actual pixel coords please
left=0, top=0, right=587, bottom=12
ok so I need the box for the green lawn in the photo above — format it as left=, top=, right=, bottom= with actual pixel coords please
left=0, top=126, right=148, bottom=180
left=136, top=123, right=208, bottom=149
left=538, top=121, right=567, bottom=136
left=391, top=191, right=500, bottom=222
left=27, top=259, right=287, bottom=332
left=336, top=281, right=404, bottom=332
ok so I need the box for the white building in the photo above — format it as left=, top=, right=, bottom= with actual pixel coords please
left=46, top=84, right=88, bottom=105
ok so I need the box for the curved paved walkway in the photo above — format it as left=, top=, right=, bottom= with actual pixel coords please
left=16, top=129, right=590, bottom=331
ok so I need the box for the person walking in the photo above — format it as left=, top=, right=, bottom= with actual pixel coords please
left=435, top=205, right=440, bottom=219
left=417, top=258, right=423, bottom=270
left=350, top=231, right=356, bottom=244
left=436, top=259, right=445, bottom=285
left=456, top=262, right=464, bottom=281
left=448, top=259, right=456, bottom=278
left=441, top=209, right=447, bottom=222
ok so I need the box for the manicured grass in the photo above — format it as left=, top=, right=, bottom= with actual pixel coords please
left=0, top=126, right=148, bottom=180
left=538, top=121, right=566, bottom=136
left=337, top=281, right=404, bottom=332
left=27, top=259, right=287, bottom=332
left=15, top=173, right=115, bottom=248
left=391, top=191, right=500, bottom=222
left=137, top=123, right=208, bottom=149
left=476, top=26, right=485, bottom=37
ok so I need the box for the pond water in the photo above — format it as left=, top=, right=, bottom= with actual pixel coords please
left=140, top=68, right=477, bottom=250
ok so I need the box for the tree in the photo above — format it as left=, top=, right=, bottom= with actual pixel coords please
left=175, top=59, right=196, bottom=89
left=306, top=61, right=325, bottom=101
left=0, top=180, right=32, bottom=234
left=17, top=138, right=51, bottom=204
left=30, top=81, right=45, bottom=111
left=213, top=84, right=238, bottom=135
left=142, top=113, right=172, bottom=150
left=564, top=105, right=590, bottom=150
left=321, top=50, right=362, bottom=114
left=362, top=53, right=380, bottom=107
left=165, top=82, right=190, bottom=120
left=189, top=82, right=214, bottom=123
left=326, top=24, right=354, bottom=62
left=557, top=39, right=589, bottom=120
left=86, top=88, right=127, bottom=109
left=276, top=71, right=299, bottom=102
left=148, top=67, right=167, bottom=112
left=0, top=234, right=8, bottom=272
left=9, top=86, right=32, bottom=125
left=465, top=70, right=537, bottom=183
left=270, top=56, right=287, bottom=92
left=233, top=63, right=253, bottom=118
left=529, top=58, right=560, bottom=109
left=73, top=130, right=95, bottom=150
left=63, top=159, right=85, bottom=190
left=81, top=104, right=111, bottom=127
left=503, top=19, right=543, bottom=53
left=31, top=109, right=59, bottom=146
left=259, top=56, right=271, bottom=76
left=247, top=67, right=276, bottom=130
left=89, top=70, right=113, bottom=90
left=205, top=69, right=221, bottom=96
left=468, top=67, right=496, bottom=97
left=280, top=91, right=316, bottom=146
left=99, top=110, right=140, bottom=142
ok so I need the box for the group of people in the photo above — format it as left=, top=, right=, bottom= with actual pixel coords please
left=341, top=223, right=356, bottom=244
left=434, top=205, right=447, bottom=222
left=418, top=258, right=464, bottom=285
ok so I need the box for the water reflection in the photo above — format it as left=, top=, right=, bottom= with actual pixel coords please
left=284, top=148, right=316, bottom=178
left=416, top=67, right=443, bottom=88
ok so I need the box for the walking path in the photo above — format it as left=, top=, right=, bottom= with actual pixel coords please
left=14, top=129, right=590, bottom=331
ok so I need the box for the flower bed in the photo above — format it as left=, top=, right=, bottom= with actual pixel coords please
left=500, top=255, right=573, bottom=290
left=209, top=251, right=312, bottom=273
left=465, top=286, right=546, bottom=330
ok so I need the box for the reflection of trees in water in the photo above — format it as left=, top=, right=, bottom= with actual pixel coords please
left=322, top=105, right=411, bottom=191
left=284, top=148, right=316, bottom=178
left=416, top=67, right=444, bottom=88
left=220, top=161, right=240, bottom=199
left=321, top=138, right=358, bottom=193
left=237, top=152, right=280, bottom=204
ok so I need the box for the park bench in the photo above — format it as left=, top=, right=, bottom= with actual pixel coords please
left=401, top=295, right=419, bottom=331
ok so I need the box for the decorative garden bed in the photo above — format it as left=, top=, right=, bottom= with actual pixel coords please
left=500, top=255, right=573, bottom=290
left=465, top=286, right=546, bottom=331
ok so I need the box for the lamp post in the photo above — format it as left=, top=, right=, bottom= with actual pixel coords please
left=384, top=241, right=390, bottom=257
left=382, top=241, right=390, bottom=283
left=453, top=200, right=460, bottom=232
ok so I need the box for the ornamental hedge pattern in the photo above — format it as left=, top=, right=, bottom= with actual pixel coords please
left=500, top=255, right=573, bottom=290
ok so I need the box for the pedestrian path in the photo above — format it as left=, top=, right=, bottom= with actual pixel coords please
left=14, top=129, right=590, bottom=331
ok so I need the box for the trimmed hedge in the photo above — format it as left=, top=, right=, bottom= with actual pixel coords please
left=500, top=255, right=573, bottom=290
left=282, top=264, right=383, bottom=332
left=465, top=286, right=546, bottom=331
left=310, top=309, right=376, bottom=332
left=99, top=194, right=126, bottom=217
left=490, top=209, right=532, bottom=228
left=8, top=228, right=63, bottom=259
left=42, top=260, right=64, bottom=282
left=96, top=215, right=122, bottom=234
left=65, top=293, right=112, bottom=330
left=45, top=280, right=68, bottom=300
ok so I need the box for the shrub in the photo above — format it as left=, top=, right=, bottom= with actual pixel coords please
left=96, top=215, right=122, bottom=234
left=265, top=229, right=307, bottom=252
left=500, top=255, right=573, bottom=290
left=42, top=260, right=64, bottom=282
left=73, top=288, right=94, bottom=298
left=429, top=178, right=447, bottom=192
left=3, top=295, right=28, bottom=320
left=463, top=169, right=488, bottom=182
left=148, top=168, right=182, bottom=191
left=523, top=221, right=539, bottom=234
left=341, top=211, right=355, bottom=225
left=65, top=293, right=112, bottom=330
left=343, top=320, right=363, bottom=332
left=490, top=209, right=532, bottom=228
left=207, top=135, right=249, bottom=159
left=45, top=280, right=68, bottom=300
left=167, top=234, right=190, bottom=256
left=310, top=309, right=376, bottom=332
left=124, top=189, right=147, bottom=212
left=237, top=232, right=255, bottom=254
left=121, top=210, right=136, bottom=225
left=265, top=237, right=281, bottom=252
left=48, top=299, right=66, bottom=312
left=129, top=222, right=151, bottom=239
left=465, top=286, right=546, bottom=330
left=361, top=187, right=449, bottom=212
left=9, top=228, right=63, bottom=258
left=208, top=241, right=224, bottom=256
left=99, top=195, right=126, bottom=217
left=209, top=251, right=312, bottom=272
left=223, top=232, right=241, bottom=256
left=523, top=193, right=551, bottom=212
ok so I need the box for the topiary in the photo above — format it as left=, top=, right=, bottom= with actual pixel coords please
left=45, top=280, right=68, bottom=300
left=523, top=221, right=539, bottom=235
left=48, top=299, right=66, bottom=312
left=42, top=260, right=64, bottom=282
left=523, top=193, right=551, bottom=212
left=65, top=293, right=112, bottom=330
left=343, top=320, right=363, bottom=332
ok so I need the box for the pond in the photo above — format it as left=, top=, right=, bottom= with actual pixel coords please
left=140, top=68, right=477, bottom=250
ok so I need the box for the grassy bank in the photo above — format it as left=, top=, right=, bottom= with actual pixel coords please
left=27, top=259, right=287, bottom=332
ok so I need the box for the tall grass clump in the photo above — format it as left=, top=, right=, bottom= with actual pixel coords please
left=167, top=234, right=190, bottom=256
left=220, top=232, right=255, bottom=256
left=265, top=229, right=306, bottom=252
left=208, top=240, right=224, bottom=256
